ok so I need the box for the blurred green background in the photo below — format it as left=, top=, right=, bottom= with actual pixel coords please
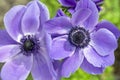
left=0, top=0, right=120, bottom=80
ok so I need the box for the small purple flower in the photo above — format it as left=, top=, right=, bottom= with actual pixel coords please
left=44, top=1, right=119, bottom=78
left=58, top=0, right=103, bottom=13
left=0, top=0, right=56, bottom=80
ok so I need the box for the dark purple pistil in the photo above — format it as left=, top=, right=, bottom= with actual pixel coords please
left=20, top=35, right=40, bottom=56
left=68, top=27, right=90, bottom=48
left=23, top=39, right=35, bottom=52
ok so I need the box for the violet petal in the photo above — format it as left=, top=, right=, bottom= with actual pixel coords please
left=90, top=28, right=117, bottom=56
left=71, top=8, right=91, bottom=26
left=80, top=58, right=104, bottom=74
left=1, top=54, right=33, bottom=80
left=0, top=45, right=20, bottom=62
left=22, top=1, right=40, bottom=35
left=61, top=49, right=84, bottom=77
left=0, top=30, right=17, bottom=46
left=44, top=16, right=72, bottom=35
left=4, top=5, right=25, bottom=41
left=50, top=35, right=75, bottom=60
left=96, top=20, right=120, bottom=39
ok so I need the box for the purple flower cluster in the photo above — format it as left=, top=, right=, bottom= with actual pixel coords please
left=0, top=0, right=119, bottom=80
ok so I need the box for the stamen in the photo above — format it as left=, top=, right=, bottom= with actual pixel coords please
left=68, top=27, right=90, bottom=48
left=20, top=35, right=40, bottom=56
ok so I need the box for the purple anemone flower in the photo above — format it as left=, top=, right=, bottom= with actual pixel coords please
left=44, top=1, right=119, bottom=78
left=0, top=0, right=56, bottom=80
left=57, top=0, right=99, bottom=33
left=56, top=0, right=120, bottom=39
left=58, top=0, right=103, bottom=13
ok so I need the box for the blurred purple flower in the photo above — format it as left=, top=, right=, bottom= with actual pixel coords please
left=55, top=9, right=66, bottom=17
left=44, top=0, right=119, bottom=78
left=58, top=0, right=103, bottom=13
left=92, top=0, right=103, bottom=11
left=0, top=0, right=56, bottom=80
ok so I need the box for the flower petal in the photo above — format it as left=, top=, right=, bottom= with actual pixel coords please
left=0, top=30, right=17, bottom=46
left=1, top=54, right=33, bottom=80
left=0, top=45, right=20, bottom=62
left=31, top=52, right=56, bottom=80
left=92, top=0, right=103, bottom=2
left=53, top=60, right=62, bottom=71
left=84, top=45, right=115, bottom=67
left=96, top=20, right=120, bottom=39
left=80, top=58, right=104, bottom=74
left=52, top=60, right=62, bottom=80
left=102, top=52, right=115, bottom=67
left=43, top=33, right=52, bottom=53
left=50, top=35, right=75, bottom=60
left=83, top=45, right=103, bottom=67
left=61, top=49, right=84, bottom=77
left=4, top=5, right=25, bottom=41
left=68, top=8, right=75, bottom=14
left=90, top=28, right=117, bottom=56
left=58, top=0, right=76, bottom=7
left=44, top=16, right=72, bottom=35
left=55, top=9, right=66, bottom=17
left=75, top=0, right=99, bottom=30
left=37, top=1, right=50, bottom=31
left=22, top=1, right=40, bottom=35
left=71, top=8, right=92, bottom=26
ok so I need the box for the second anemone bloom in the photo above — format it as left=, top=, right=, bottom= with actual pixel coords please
left=58, top=0, right=103, bottom=13
left=44, top=5, right=119, bottom=78
left=0, top=0, right=56, bottom=80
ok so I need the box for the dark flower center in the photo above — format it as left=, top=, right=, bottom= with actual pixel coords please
left=20, top=35, right=40, bottom=56
left=68, top=27, right=90, bottom=48
left=71, top=31, right=85, bottom=45
left=23, top=39, right=35, bottom=52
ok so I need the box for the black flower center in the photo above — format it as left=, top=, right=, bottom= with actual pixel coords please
left=71, top=31, right=85, bottom=45
left=23, top=39, right=35, bottom=52
left=68, top=27, right=90, bottom=48
left=20, top=35, right=40, bottom=56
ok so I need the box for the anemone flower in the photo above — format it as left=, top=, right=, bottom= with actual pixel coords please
left=0, top=0, right=56, bottom=80
left=56, top=0, right=120, bottom=39
left=58, top=0, right=103, bottom=13
left=44, top=1, right=119, bottom=78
